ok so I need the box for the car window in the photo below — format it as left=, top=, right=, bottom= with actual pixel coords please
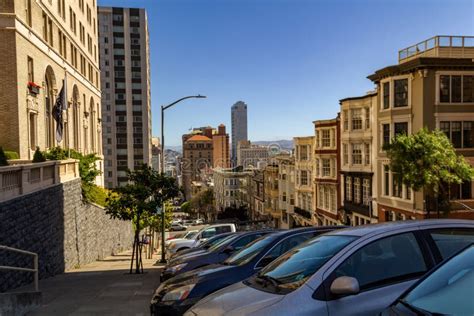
left=232, top=234, right=264, bottom=251
left=334, top=233, right=427, bottom=291
left=256, top=233, right=313, bottom=268
left=208, top=234, right=239, bottom=252
left=428, top=228, right=474, bottom=260
left=216, top=226, right=232, bottom=234
left=225, top=234, right=278, bottom=266
left=402, top=245, right=474, bottom=315
left=185, top=231, right=197, bottom=239
left=201, top=227, right=216, bottom=239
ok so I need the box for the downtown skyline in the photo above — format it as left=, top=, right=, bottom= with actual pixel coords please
left=97, top=0, right=473, bottom=146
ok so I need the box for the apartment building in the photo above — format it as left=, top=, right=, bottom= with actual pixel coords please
left=212, top=124, right=230, bottom=168
left=264, top=163, right=280, bottom=228
left=182, top=127, right=214, bottom=200
left=276, top=155, right=295, bottom=229
left=293, top=136, right=315, bottom=226
left=213, top=167, right=253, bottom=217
left=236, top=140, right=270, bottom=168
left=368, top=35, right=474, bottom=221
left=250, top=169, right=266, bottom=221
left=98, top=7, right=151, bottom=188
left=340, top=93, right=378, bottom=226
left=314, top=116, right=341, bottom=226
left=0, top=0, right=103, bottom=184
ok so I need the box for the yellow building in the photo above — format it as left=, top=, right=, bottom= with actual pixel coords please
left=0, top=1, right=102, bottom=186
left=293, top=136, right=315, bottom=226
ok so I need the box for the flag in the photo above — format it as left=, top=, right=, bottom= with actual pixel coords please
left=53, top=80, right=67, bottom=143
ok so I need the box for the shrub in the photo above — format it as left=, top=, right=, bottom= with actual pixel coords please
left=0, top=147, right=8, bottom=166
left=4, top=151, right=19, bottom=160
left=83, top=184, right=109, bottom=207
left=46, top=146, right=68, bottom=160
left=32, top=147, right=46, bottom=163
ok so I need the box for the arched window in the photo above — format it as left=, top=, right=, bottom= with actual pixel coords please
left=72, top=85, right=80, bottom=150
left=44, top=67, right=56, bottom=149
left=89, top=97, right=95, bottom=153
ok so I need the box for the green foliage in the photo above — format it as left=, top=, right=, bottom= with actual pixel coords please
left=105, top=164, right=180, bottom=232
left=4, top=151, right=19, bottom=160
left=385, top=128, right=474, bottom=194
left=32, top=147, right=46, bottom=163
left=45, top=146, right=69, bottom=160
left=83, top=184, right=109, bottom=207
left=0, top=147, right=8, bottom=166
left=180, top=201, right=192, bottom=213
left=190, top=188, right=214, bottom=213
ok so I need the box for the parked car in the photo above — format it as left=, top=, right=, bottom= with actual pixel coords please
left=165, top=230, right=198, bottom=247
left=183, top=220, right=195, bottom=226
left=194, top=218, right=204, bottom=225
left=381, top=243, right=474, bottom=316
left=168, top=233, right=236, bottom=261
left=186, top=219, right=474, bottom=316
left=167, top=223, right=237, bottom=257
left=161, top=230, right=273, bottom=281
left=169, top=223, right=187, bottom=231
left=151, top=226, right=343, bottom=315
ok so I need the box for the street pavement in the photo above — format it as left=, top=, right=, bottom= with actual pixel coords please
left=28, top=251, right=164, bottom=316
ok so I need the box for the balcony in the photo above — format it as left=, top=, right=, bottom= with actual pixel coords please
left=398, top=36, right=474, bottom=63
left=294, top=206, right=312, bottom=220
left=0, top=160, right=79, bottom=202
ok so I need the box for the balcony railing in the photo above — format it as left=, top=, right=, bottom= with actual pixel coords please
left=398, top=35, right=474, bottom=62
left=0, top=159, right=79, bottom=202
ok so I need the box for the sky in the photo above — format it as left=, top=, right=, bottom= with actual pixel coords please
left=97, top=0, right=474, bottom=146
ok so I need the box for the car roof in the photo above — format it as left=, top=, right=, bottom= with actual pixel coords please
left=327, top=219, right=474, bottom=237
left=268, top=226, right=344, bottom=238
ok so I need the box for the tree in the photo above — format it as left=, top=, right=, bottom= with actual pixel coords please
left=190, top=188, right=214, bottom=219
left=0, top=147, right=8, bottom=166
left=105, top=164, right=180, bottom=273
left=180, top=201, right=192, bottom=214
left=385, top=128, right=474, bottom=213
left=32, top=147, right=46, bottom=163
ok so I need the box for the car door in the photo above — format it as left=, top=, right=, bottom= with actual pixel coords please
left=323, top=232, right=431, bottom=316
left=424, top=227, right=474, bottom=262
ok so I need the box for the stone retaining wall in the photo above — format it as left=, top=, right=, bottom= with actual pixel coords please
left=0, top=179, right=133, bottom=292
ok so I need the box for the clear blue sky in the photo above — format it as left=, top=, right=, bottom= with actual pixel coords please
left=98, top=0, right=473, bottom=146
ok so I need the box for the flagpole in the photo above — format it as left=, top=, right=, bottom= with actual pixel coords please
left=64, top=70, right=70, bottom=159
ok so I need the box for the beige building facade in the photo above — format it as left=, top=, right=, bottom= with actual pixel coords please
left=293, top=136, right=315, bottom=226
left=0, top=0, right=103, bottom=185
left=276, top=155, right=295, bottom=229
left=237, top=140, right=270, bottom=168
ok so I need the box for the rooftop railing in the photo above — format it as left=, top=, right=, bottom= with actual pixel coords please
left=398, top=35, right=474, bottom=62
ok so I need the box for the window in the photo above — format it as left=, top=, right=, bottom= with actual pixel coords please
left=27, top=57, right=34, bottom=82
left=440, top=121, right=450, bottom=139
left=383, top=82, right=390, bottom=109
left=324, top=187, right=330, bottom=209
left=429, top=229, right=474, bottom=260
left=354, top=178, right=361, bottom=204
left=362, top=178, right=370, bottom=206
left=463, top=121, right=473, bottom=148
left=440, top=75, right=450, bottom=102
left=330, top=188, right=336, bottom=212
left=383, top=124, right=390, bottom=146
left=343, top=110, right=348, bottom=131
left=26, top=0, right=32, bottom=26
left=364, top=143, right=370, bottom=165
left=463, top=75, right=473, bottom=103
left=345, top=177, right=352, bottom=201
left=394, top=122, right=408, bottom=137
left=451, top=75, right=462, bottom=103
left=322, top=130, right=331, bottom=147
left=384, top=165, right=390, bottom=196
left=452, top=121, right=462, bottom=148
left=300, top=170, right=308, bottom=185
left=365, top=108, right=370, bottom=129
left=352, top=144, right=362, bottom=165
left=315, top=159, right=319, bottom=177
left=322, top=159, right=330, bottom=177
left=392, top=172, right=402, bottom=198
left=333, top=233, right=427, bottom=291
left=343, top=144, right=348, bottom=165
left=29, top=113, right=36, bottom=150
left=262, top=233, right=315, bottom=267
left=351, top=109, right=362, bottom=130
left=394, top=79, right=408, bottom=107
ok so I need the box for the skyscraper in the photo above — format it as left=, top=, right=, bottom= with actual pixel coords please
left=98, top=7, right=152, bottom=188
left=231, top=101, right=248, bottom=165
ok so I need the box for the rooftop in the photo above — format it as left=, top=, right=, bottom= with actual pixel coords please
left=398, top=35, right=474, bottom=63
left=186, top=135, right=212, bottom=142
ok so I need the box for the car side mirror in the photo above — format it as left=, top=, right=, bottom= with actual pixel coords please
left=330, top=276, right=360, bottom=296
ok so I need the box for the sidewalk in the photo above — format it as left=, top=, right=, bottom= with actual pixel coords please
left=28, top=251, right=164, bottom=316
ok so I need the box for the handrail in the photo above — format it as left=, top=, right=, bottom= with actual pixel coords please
left=398, top=35, right=474, bottom=62
left=0, top=245, right=38, bottom=292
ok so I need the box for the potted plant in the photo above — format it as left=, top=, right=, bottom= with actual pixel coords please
left=27, top=81, right=41, bottom=95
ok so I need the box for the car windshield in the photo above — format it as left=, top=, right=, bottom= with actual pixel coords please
left=184, top=231, right=197, bottom=239
left=224, top=234, right=278, bottom=266
left=401, top=245, right=474, bottom=315
left=257, top=235, right=358, bottom=292
left=208, top=234, right=240, bottom=252
left=201, top=234, right=231, bottom=248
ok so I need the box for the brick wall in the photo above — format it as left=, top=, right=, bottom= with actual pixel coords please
left=0, top=178, right=133, bottom=292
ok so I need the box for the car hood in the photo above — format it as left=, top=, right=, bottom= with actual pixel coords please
left=162, top=264, right=236, bottom=287
left=187, top=281, right=284, bottom=315
left=168, top=251, right=216, bottom=266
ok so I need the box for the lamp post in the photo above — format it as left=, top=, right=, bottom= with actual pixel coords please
left=160, top=95, right=206, bottom=263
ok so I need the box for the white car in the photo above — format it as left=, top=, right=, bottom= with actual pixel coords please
left=165, top=230, right=198, bottom=247
left=167, top=223, right=237, bottom=257
left=194, top=218, right=204, bottom=225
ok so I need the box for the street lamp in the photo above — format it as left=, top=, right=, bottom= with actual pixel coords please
left=160, top=95, right=206, bottom=263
